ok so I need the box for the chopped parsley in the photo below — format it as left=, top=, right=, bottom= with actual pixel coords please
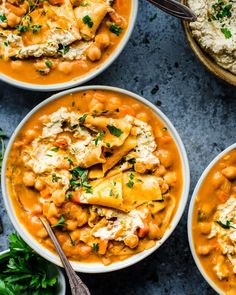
left=86, top=187, right=93, bottom=194
left=109, top=23, right=123, bottom=36
left=221, top=27, right=232, bottom=39
left=106, top=142, right=111, bottom=148
left=126, top=173, right=134, bottom=188
left=212, top=0, right=232, bottom=20
left=51, top=216, right=66, bottom=228
left=107, top=125, right=123, bottom=137
left=32, top=24, right=42, bottom=33
left=45, top=60, right=53, bottom=68
left=52, top=173, right=61, bottom=183
left=92, top=243, right=99, bottom=253
left=79, top=114, right=88, bottom=123
left=57, top=44, right=69, bottom=55
left=216, top=220, right=236, bottom=229
left=37, top=69, right=47, bottom=76
left=67, top=231, right=75, bottom=246
left=16, top=23, right=30, bottom=33
left=64, top=157, right=74, bottom=165
left=82, top=15, right=93, bottom=28
left=51, top=147, right=59, bottom=152
left=69, top=166, right=92, bottom=191
left=93, top=131, right=106, bottom=146
left=0, top=14, right=6, bottom=22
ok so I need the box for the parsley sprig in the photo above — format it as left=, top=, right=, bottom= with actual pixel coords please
left=0, top=129, right=6, bottom=174
left=0, top=233, right=58, bottom=294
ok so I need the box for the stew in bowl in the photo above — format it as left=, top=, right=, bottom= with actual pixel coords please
left=2, top=86, right=190, bottom=272
left=189, top=144, right=236, bottom=295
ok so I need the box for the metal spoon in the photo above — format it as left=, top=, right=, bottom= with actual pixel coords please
left=39, top=217, right=91, bottom=295
left=146, top=0, right=197, bottom=22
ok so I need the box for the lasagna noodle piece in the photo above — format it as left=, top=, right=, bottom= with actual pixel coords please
left=79, top=172, right=163, bottom=212
left=84, top=115, right=133, bottom=147
left=74, top=0, right=111, bottom=41
left=102, top=136, right=137, bottom=174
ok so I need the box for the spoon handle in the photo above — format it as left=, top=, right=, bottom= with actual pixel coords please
left=40, top=217, right=91, bottom=295
left=146, top=0, right=197, bottom=21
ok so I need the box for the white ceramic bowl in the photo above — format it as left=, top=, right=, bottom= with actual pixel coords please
left=0, top=2, right=138, bottom=92
left=0, top=249, right=66, bottom=295
left=1, top=85, right=190, bottom=273
left=188, top=143, right=236, bottom=295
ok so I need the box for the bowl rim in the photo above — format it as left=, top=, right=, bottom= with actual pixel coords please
left=181, top=0, right=236, bottom=87
left=0, top=249, right=66, bottom=295
left=187, top=143, right=236, bottom=295
left=0, top=1, right=138, bottom=92
left=1, top=85, right=190, bottom=273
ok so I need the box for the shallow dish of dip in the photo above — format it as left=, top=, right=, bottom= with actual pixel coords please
left=188, top=143, right=236, bottom=295
left=1, top=85, right=190, bottom=273
left=182, top=0, right=236, bottom=86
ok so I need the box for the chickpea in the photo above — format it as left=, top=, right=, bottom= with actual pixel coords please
left=66, top=220, right=78, bottom=231
left=7, top=12, right=21, bottom=27
left=106, top=96, right=122, bottom=110
left=136, top=112, right=149, bottom=123
left=10, top=60, right=23, bottom=71
left=37, top=228, right=48, bottom=239
left=76, top=211, right=88, bottom=227
left=78, top=243, right=92, bottom=257
left=34, top=178, right=45, bottom=191
left=131, top=103, right=141, bottom=111
left=124, top=234, right=139, bottom=249
left=164, top=171, right=177, bottom=186
left=47, top=202, right=59, bottom=218
left=25, top=129, right=37, bottom=143
left=198, top=222, right=212, bottom=235
left=58, top=62, right=73, bottom=74
left=51, top=190, right=65, bottom=207
left=88, top=98, right=104, bottom=112
left=212, top=171, right=225, bottom=189
left=148, top=223, right=162, bottom=240
left=94, top=92, right=106, bottom=102
left=34, top=61, right=50, bottom=75
left=197, top=245, right=211, bottom=256
left=87, top=45, right=102, bottom=62
left=154, top=165, right=166, bottom=177
left=222, top=166, right=236, bottom=180
left=31, top=203, right=42, bottom=215
left=134, top=161, right=147, bottom=174
left=39, top=115, right=49, bottom=124
left=157, top=149, right=173, bottom=168
left=102, top=257, right=111, bottom=265
left=23, top=171, right=36, bottom=187
left=95, top=33, right=110, bottom=49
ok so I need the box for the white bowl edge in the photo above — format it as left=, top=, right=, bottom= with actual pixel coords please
left=187, top=143, right=236, bottom=295
left=1, top=85, right=190, bottom=273
left=0, top=1, right=138, bottom=92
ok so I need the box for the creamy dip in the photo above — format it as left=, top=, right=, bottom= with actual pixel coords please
left=188, top=0, right=236, bottom=74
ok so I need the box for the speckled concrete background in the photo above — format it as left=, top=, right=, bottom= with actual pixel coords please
left=0, top=0, right=235, bottom=294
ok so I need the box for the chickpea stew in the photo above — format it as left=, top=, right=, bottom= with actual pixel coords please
left=0, top=0, right=131, bottom=85
left=6, top=89, right=183, bottom=265
left=192, top=148, right=236, bottom=294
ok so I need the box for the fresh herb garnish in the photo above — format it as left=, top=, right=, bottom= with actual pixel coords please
left=45, top=60, right=53, bottom=68
left=79, top=114, right=88, bottom=123
left=51, top=147, right=59, bottom=152
left=126, top=173, right=134, bottom=188
left=66, top=231, right=75, bottom=246
left=52, top=173, right=61, bottom=183
left=82, top=15, right=93, bottom=28
left=0, top=14, right=6, bottom=22
left=212, top=0, right=232, bottom=19
left=57, top=44, right=69, bottom=55
left=32, top=24, right=42, bottom=33
left=107, top=125, right=123, bottom=137
left=93, top=131, right=106, bottom=146
left=221, top=27, right=232, bottom=39
left=69, top=166, right=91, bottom=191
left=216, top=220, right=236, bottom=229
left=109, top=23, right=123, bottom=36
left=0, top=233, right=58, bottom=294
left=106, top=142, right=111, bottom=148
left=64, top=157, right=74, bottom=165
left=92, top=243, right=99, bottom=253
left=51, top=216, right=66, bottom=228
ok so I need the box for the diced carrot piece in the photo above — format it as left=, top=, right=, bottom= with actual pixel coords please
left=138, top=225, right=149, bottom=238
left=79, top=243, right=92, bottom=257
left=210, top=238, right=220, bottom=250
left=40, top=188, right=51, bottom=199
left=71, top=191, right=81, bottom=203
left=98, top=239, right=109, bottom=255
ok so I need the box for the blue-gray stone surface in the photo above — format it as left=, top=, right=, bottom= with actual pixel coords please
left=0, top=1, right=235, bottom=294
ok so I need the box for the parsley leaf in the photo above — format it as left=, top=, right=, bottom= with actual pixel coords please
left=57, top=44, right=69, bottom=55
left=0, top=14, right=6, bottom=22
left=109, top=23, right=123, bottom=36
left=82, top=15, right=93, bottom=28
left=93, top=131, right=106, bottom=146
left=107, top=125, right=123, bottom=137
left=92, top=243, right=99, bottom=253
left=51, top=216, right=66, bottom=228
left=221, top=27, right=232, bottom=39
left=79, top=114, right=88, bottom=123
left=32, top=24, right=42, bottom=33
